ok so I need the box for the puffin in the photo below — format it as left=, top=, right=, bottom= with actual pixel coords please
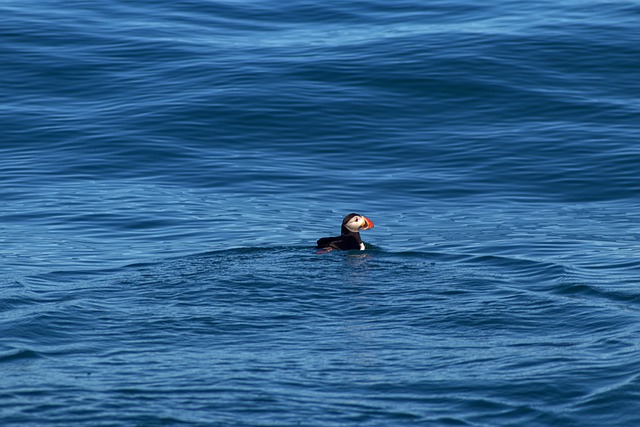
left=316, top=213, right=374, bottom=251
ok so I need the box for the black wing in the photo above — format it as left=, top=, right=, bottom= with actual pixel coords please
left=317, top=236, right=340, bottom=248
left=316, top=235, right=360, bottom=251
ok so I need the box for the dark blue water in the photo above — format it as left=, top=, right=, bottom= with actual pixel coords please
left=2, top=0, right=640, bottom=425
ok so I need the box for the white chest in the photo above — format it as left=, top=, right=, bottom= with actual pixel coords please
left=359, top=243, right=365, bottom=251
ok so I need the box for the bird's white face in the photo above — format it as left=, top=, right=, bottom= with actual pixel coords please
left=344, top=215, right=374, bottom=233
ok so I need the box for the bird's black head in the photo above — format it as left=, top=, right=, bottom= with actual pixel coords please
left=341, top=213, right=374, bottom=235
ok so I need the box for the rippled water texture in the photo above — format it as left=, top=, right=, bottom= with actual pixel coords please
left=2, top=0, right=640, bottom=425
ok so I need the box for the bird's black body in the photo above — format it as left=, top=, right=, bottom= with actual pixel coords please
left=316, top=213, right=373, bottom=251
left=316, top=231, right=363, bottom=251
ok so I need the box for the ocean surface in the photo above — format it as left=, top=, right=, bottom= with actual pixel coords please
left=2, top=0, right=640, bottom=425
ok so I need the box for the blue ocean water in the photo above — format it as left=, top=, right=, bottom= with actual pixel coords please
left=2, top=0, right=640, bottom=425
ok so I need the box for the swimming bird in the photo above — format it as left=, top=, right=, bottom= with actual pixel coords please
left=316, top=213, right=374, bottom=251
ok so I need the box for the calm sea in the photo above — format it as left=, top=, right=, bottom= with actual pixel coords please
left=2, top=0, right=640, bottom=425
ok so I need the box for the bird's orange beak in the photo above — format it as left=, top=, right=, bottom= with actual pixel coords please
left=361, top=216, right=374, bottom=230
